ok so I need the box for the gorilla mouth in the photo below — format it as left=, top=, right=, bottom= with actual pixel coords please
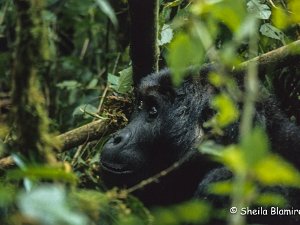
left=100, top=161, right=134, bottom=175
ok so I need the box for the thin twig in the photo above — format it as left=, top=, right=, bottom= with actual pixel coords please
left=126, top=152, right=195, bottom=194
left=97, top=53, right=121, bottom=114
left=80, top=38, right=89, bottom=60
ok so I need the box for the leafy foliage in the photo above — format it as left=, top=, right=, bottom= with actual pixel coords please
left=0, top=0, right=300, bottom=225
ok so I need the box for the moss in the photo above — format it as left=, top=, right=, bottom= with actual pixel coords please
left=11, top=0, right=59, bottom=163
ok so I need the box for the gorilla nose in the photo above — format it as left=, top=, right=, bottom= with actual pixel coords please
left=105, top=128, right=131, bottom=149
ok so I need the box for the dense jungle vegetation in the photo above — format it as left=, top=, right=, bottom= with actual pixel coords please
left=0, top=0, right=300, bottom=224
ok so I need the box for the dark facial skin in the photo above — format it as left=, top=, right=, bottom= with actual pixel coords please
left=99, top=69, right=217, bottom=205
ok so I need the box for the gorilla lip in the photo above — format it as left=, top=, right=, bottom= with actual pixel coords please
left=100, top=161, right=134, bottom=175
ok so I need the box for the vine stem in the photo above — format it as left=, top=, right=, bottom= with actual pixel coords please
left=229, top=20, right=259, bottom=225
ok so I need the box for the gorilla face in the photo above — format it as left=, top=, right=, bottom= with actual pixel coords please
left=100, top=69, right=212, bottom=193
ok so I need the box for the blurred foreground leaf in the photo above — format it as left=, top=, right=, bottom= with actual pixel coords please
left=255, top=155, right=300, bottom=187
left=18, top=185, right=89, bottom=225
left=153, top=200, right=210, bottom=225
left=7, top=166, right=78, bottom=185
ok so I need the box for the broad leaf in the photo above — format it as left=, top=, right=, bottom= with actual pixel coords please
left=260, top=23, right=285, bottom=44
left=158, top=24, right=174, bottom=46
left=247, top=0, right=271, bottom=20
left=18, top=185, right=88, bottom=225
left=95, top=0, right=118, bottom=27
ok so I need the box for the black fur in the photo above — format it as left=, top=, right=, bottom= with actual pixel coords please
left=100, top=68, right=300, bottom=223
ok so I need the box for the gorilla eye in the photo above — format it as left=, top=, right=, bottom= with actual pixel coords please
left=138, top=101, right=144, bottom=110
left=148, top=106, right=158, bottom=118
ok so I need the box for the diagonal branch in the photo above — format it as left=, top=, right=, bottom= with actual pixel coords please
left=1, top=40, right=300, bottom=169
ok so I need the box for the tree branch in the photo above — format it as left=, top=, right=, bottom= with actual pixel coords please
left=199, top=40, right=300, bottom=78
left=2, top=40, right=300, bottom=169
left=0, top=119, right=117, bottom=169
left=237, top=39, right=300, bottom=78
left=128, top=0, right=160, bottom=86
left=56, top=119, right=114, bottom=151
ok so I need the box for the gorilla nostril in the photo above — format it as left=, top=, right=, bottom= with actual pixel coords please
left=113, top=136, right=122, bottom=145
left=107, top=129, right=131, bottom=148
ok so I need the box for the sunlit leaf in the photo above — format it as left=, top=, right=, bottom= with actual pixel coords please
left=209, top=72, right=224, bottom=87
left=209, top=180, right=255, bottom=198
left=158, top=24, right=174, bottom=46
left=167, top=33, right=204, bottom=85
left=255, top=193, right=287, bottom=207
left=289, top=0, right=300, bottom=23
left=208, top=181, right=233, bottom=196
left=272, top=7, right=289, bottom=29
left=8, top=166, right=78, bottom=184
left=221, top=145, right=246, bottom=174
left=191, top=0, right=247, bottom=32
left=255, top=155, right=300, bottom=187
left=210, top=93, right=239, bottom=128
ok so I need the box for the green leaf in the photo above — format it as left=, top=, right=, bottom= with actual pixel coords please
left=56, top=80, right=81, bottom=90
left=260, top=23, right=285, bottom=44
left=167, top=33, right=204, bottom=85
left=241, top=127, right=269, bottom=167
left=247, top=0, right=271, bottom=20
left=0, top=182, right=16, bottom=207
left=124, top=196, right=153, bottom=224
left=289, top=0, right=300, bottom=23
left=255, top=155, right=300, bottom=187
left=272, top=7, right=289, bottom=29
left=158, top=24, right=174, bottom=46
left=208, top=180, right=255, bottom=197
left=198, top=140, right=223, bottom=157
left=235, top=16, right=258, bottom=41
left=108, top=67, right=133, bottom=94
left=191, top=0, right=247, bottom=32
left=108, top=73, right=119, bottom=86
left=95, top=0, right=118, bottom=27
left=72, top=104, right=98, bottom=119
left=8, top=167, right=78, bottom=184
left=86, top=78, right=98, bottom=89
left=208, top=181, right=233, bottom=196
left=255, top=193, right=287, bottom=207
left=164, top=0, right=183, bottom=8
left=221, top=145, right=246, bottom=174
left=118, top=67, right=133, bottom=94
left=18, top=185, right=88, bottom=225
left=210, top=93, right=239, bottom=128
left=208, top=72, right=226, bottom=87
left=153, top=200, right=210, bottom=225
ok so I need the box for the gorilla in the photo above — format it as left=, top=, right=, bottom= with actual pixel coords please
left=100, top=67, right=300, bottom=224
